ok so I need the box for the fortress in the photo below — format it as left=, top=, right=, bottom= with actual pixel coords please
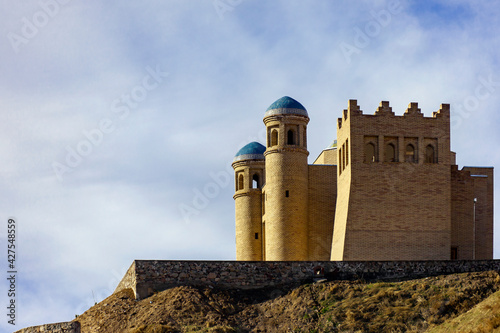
left=16, top=97, right=496, bottom=332
left=232, top=96, right=493, bottom=261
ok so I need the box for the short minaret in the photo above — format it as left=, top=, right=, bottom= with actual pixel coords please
left=263, top=96, right=310, bottom=261
left=232, top=142, right=266, bottom=261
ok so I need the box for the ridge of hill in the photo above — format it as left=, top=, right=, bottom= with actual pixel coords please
left=427, top=288, right=500, bottom=333
left=72, top=271, right=500, bottom=332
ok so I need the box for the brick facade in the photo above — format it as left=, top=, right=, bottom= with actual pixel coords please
left=233, top=158, right=265, bottom=260
left=333, top=101, right=452, bottom=260
left=262, top=113, right=310, bottom=260
left=234, top=97, right=493, bottom=261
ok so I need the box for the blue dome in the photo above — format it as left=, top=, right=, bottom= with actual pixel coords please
left=233, top=142, right=266, bottom=162
left=264, top=96, right=308, bottom=118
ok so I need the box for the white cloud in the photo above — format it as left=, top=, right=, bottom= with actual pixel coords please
left=1, top=0, right=499, bottom=329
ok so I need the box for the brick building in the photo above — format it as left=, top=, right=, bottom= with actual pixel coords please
left=232, top=96, right=493, bottom=261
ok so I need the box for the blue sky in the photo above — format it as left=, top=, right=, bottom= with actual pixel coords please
left=1, top=0, right=500, bottom=329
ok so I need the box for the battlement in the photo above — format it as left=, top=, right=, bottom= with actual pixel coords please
left=235, top=96, right=491, bottom=262
left=338, top=100, right=450, bottom=129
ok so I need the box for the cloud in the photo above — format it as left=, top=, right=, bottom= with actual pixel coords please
left=1, top=0, right=499, bottom=329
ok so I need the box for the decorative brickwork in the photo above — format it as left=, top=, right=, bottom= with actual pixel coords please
left=234, top=97, right=493, bottom=261
left=263, top=111, right=310, bottom=261
left=233, top=156, right=265, bottom=261
left=333, top=101, right=453, bottom=260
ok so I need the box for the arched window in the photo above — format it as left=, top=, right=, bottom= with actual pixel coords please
left=364, top=143, right=376, bottom=163
left=287, top=130, right=295, bottom=145
left=271, top=129, right=278, bottom=147
left=238, top=174, right=244, bottom=190
left=405, top=144, right=416, bottom=163
left=252, top=174, right=260, bottom=188
left=425, top=145, right=435, bottom=163
left=385, top=143, right=396, bottom=162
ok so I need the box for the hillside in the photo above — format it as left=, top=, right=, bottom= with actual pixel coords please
left=428, top=288, right=500, bottom=333
left=74, top=271, right=500, bottom=333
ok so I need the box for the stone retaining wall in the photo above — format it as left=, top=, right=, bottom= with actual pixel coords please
left=114, top=260, right=137, bottom=298
left=14, top=321, right=80, bottom=333
left=115, top=260, right=500, bottom=300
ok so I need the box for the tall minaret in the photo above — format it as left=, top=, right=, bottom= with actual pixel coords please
left=232, top=142, right=266, bottom=260
left=262, top=96, right=310, bottom=261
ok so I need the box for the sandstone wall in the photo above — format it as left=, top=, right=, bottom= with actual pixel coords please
left=233, top=159, right=265, bottom=261
left=14, top=321, right=80, bottom=333
left=263, top=114, right=310, bottom=261
left=115, top=259, right=500, bottom=300
left=464, top=166, right=494, bottom=259
left=333, top=101, right=452, bottom=260
left=113, top=260, right=137, bottom=298
left=308, top=164, right=337, bottom=260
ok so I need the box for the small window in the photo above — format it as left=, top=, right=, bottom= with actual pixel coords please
left=252, top=174, right=260, bottom=189
left=425, top=145, right=435, bottom=163
left=346, top=138, right=349, bottom=166
left=271, top=129, right=278, bottom=147
left=287, top=129, right=295, bottom=145
left=303, top=126, right=307, bottom=147
left=262, top=193, right=265, bottom=215
left=238, top=174, right=244, bottom=190
left=385, top=143, right=396, bottom=162
left=255, top=233, right=259, bottom=240
left=285, top=190, right=289, bottom=197
left=451, top=247, right=458, bottom=260
left=342, top=143, right=346, bottom=170
left=405, top=144, right=416, bottom=163
left=364, top=143, right=376, bottom=163
left=339, top=147, right=343, bottom=174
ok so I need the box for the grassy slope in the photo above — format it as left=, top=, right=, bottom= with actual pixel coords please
left=427, top=289, right=500, bottom=333
left=75, top=271, right=500, bottom=333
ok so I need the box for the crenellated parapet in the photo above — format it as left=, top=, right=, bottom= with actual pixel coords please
left=433, top=103, right=450, bottom=118
left=404, top=102, right=422, bottom=117
left=375, top=101, right=394, bottom=116
left=232, top=96, right=491, bottom=263
left=338, top=100, right=450, bottom=129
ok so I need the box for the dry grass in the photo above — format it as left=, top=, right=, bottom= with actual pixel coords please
left=427, top=286, right=500, bottom=333
left=302, top=271, right=499, bottom=332
left=75, top=271, right=500, bottom=333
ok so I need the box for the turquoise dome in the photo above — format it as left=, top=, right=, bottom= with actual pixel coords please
left=233, top=142, right=266, bottom=162
left=264, top=96, right=308, bottom=118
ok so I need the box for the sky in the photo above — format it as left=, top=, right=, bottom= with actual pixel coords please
left=1, top=0, right=500, bottom=329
